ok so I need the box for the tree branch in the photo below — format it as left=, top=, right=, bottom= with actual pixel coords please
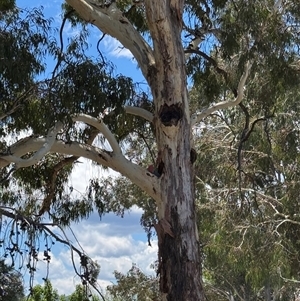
left=0, top=104, right=22, bottom=121
left=0, top=206, right=106, bottom=301
left=124, top=106, right=154, bottom=123
left=0, top=137, right=161, bottom=204
left=5, top=122, right=64, bottom=168
left=65, top=0, right=155, bottom=82
left=73, top=114, right=121, bottom=154
left=42, top=224, right=105, bottom=301
left=191, top=61, right=252, bottom=125
left=184, top=37, right=203, bottom=61
left=39, top=127, right=99, bottom=216
left=0, top=86, right=36, bottom=121
left=274, top=0, right=283, bottom=12
left=184, top=48, right=228, bottom=79
left=0, top=139, right=110, bottom=168
left=39, top=156, right=79, bottom=216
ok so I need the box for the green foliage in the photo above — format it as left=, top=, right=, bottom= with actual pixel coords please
left=107, top=264, right=160, bottom=301
left=0, top=0, right=15, bottom=11
left=0, top=1, right=151, bottom=224
left=68, top=285, right=100, bottom=301
left=27, top=280, right=60, bottom=301
left=1, top=0, right=300, bottom=300
left=115, top=0, right=148, bottom=33
left=184, top=7, right=300, bottom=298
left=0, top=259, right=24, bottom=301
left=193, top=99, right=300, bottom=298
left=186, top=0, right=300, bottom=117
left=0, top=5, right=50, bottom=125
left=25, top=281, right=101, bottom=301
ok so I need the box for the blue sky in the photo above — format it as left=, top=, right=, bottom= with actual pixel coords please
left=14, top=0, right=157, bottom=295
left=17, top=0, right=146, bottom=82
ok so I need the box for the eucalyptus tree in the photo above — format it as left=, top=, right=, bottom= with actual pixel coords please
left=69, top=285, right=101, bottom=301
left=25, top=281, right=101, bottom=301
left=0, top=0, right=300, bottom=301
left=194, top=107, right=300, bottom=301
left=26, top=280, right=60, bottom=301
left=106, top=264, right=160, bottom=301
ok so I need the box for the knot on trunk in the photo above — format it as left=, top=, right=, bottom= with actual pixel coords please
left=159, top=104, right=183, bottom=126
left=190, top=148, right=197, bottom=164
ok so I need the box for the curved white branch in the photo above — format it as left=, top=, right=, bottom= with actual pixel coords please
left=124, top=106, right=154, bottom=123
left=0, top=138, right=161, bottom=203
left=0, top=139, right=104, bottom=167
left=73, top=114, right=121, bottom=154
left=5, top=122, right=63, bottom=168
left=191, top=61, right=252, bottom=126
left=66, top=0, right=155, bottom=82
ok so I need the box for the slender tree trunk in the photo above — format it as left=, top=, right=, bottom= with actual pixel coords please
left=145, top=1, right=204, bottom=300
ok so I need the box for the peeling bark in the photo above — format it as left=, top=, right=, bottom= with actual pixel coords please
left=145, top=1, right=204, bottom=300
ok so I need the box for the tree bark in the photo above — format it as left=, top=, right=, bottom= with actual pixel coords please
left=145, top=1, right=204, bottom=300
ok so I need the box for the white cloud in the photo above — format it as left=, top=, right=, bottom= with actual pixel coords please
left=68, top=157, right=119, bottom=195
left=18, top=156, right=157, bottom=297
left=102, top=36, right=134, bottom=59
left=31, top=221, right=158, bottom=296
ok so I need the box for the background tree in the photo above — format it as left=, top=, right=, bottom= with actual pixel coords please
left=69, top=285, right=101, bottom=301
left=25, top=281, right=101, bottom=301
left=106, top=264, right=160, bottom=301
left=0, top=259, right=24, bottom=301
left=26, top=280, right=60, bottom=301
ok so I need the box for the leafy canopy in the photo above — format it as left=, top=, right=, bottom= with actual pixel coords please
left=1, top=0, right=300, bottom=300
